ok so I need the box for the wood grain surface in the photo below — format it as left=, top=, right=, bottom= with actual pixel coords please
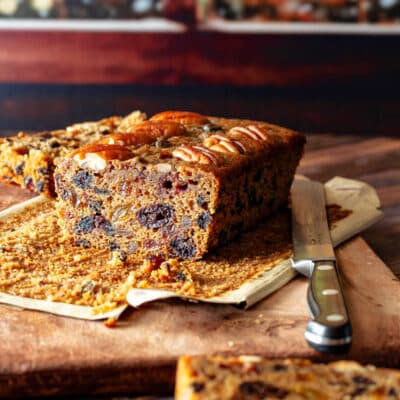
left=0, top=133, right=398, bottom=398
left=0, top=32, right=399, bottom=87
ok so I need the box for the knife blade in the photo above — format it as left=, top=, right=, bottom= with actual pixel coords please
left=291, top=179, right=352, bottom=353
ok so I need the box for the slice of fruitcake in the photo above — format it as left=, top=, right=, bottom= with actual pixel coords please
left=175, top=355, right=400, bottom=399
left=54, top=111, right=305, bottom=260
left=0, top=110, right=146, bottom=197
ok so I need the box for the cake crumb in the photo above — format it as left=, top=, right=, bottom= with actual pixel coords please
left=104, top=317, right=117, bottom=328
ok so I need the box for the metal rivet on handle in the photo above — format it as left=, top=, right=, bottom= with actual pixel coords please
left=326, top=314, right=344, bottom=322
left=317, top=264, right=334, bottom=271
left=322, top=289, right=339, bottom=296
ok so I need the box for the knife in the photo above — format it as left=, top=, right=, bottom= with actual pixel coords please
left=291, top=179, right=352, bottom=353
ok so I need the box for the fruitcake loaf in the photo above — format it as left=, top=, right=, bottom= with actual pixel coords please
left=175, top=355, right=400, bottom=399
left=54, top=111, right=305, bottom=260
left=0, top=110, right=146, bottom=197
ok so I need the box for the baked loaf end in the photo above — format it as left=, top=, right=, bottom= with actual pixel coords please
left=54, top=111, right=305, bottom=260
left=0, top=110, right=146, bottom=197
left=175, top=355, right=400, bottom=400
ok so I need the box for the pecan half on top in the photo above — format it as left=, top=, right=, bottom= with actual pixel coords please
left=172, top=145, right=218, bottom=165
left=151, top=111, right=210, bottom=126
left=203, top=134, right=246, bottom=155
left=230, top=125, right=269, bottom=143
left=100, top=121, right=186, bottom=147
left=71, top=144, right=134, bottom=171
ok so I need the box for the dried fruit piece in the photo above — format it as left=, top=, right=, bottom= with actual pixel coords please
left=71, top=144, right=134, bottom=171
left=197, top=212, right=211, bottom=230
left=172, top=145, right=218, bottom=165
left=203, top=134, right=245, bottom=155
left=14, top=162, right=25, bottom=175
left=169, top=237, right=196, bottom=259
left=230, top=125, right=268, bottom=143
left=89, top=200, right=102, bottom=214
left=151, top=111, right=209, bottom=125
left=137, top=204, right=175, bottom=229
left=191, top=382, right=205, bottom=393
left=144, top=255, right=165, bottom=273
left=36, top=181, right=45, bottom=193
left=94, top=215, right=115, bottom=236
left=239, top=381, right=289, bottom=398
left=24, top=176, right=35, bottom=192
left=72, top=171, right=93, bottom=189
left=74, top=216, right=96, bottom=234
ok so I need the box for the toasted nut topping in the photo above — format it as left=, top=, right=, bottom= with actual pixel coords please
left=71, top=144, right=134, bottom=171
left=230, top=125, right=268, bottom=142
left=66, top=116, right=121, bottom=136
left=117, top=110, right=147, bottom=132
left=203, top=134, right=245, bottom=155
left=172, top=145, right=217, bottom=165
left=102, top=121, right=186, bottom=147
left=151, top=111, right=209, bottom=125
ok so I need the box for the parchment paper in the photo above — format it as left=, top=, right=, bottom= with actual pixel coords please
left=0, top=196, right=127, bottom=320
left=0, top=177, right=382, bottom=319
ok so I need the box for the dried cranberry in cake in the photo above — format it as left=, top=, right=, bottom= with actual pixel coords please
left=151, top=111, right=210, bottom=125
left=23, top=176, right=35, bottom=192
left=146, top=255, right=165, bottom=272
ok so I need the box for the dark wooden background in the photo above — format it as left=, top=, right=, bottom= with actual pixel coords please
left=0, top=31, right=399, bottom=135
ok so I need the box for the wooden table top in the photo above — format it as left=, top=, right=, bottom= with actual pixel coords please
left=0, top=130, right=398, bottom=400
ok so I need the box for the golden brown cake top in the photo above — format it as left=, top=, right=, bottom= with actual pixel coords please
left=68, top=111, right=305, bottom=172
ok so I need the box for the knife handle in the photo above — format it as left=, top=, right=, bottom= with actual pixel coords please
left=305, top=260, right=352, bottom=353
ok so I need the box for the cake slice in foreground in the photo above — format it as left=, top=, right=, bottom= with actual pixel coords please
left=175, top=355, right=400, bottom=399
left=54, top=111, right=305, bottom=260
left=0, top=110, right=146, bottom=197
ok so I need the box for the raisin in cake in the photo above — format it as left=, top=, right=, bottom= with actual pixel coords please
left=54, top=111, right=305, bottom=260
left=175, top=355, right=400, bottom=399
left=0, top=110, right=146, bottom=196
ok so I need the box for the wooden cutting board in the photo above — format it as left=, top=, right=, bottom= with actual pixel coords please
left=0, top=184, right=399, bottom=398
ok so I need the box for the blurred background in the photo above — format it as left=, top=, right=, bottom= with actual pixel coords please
left=0, top=0, right=399, bottom=135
